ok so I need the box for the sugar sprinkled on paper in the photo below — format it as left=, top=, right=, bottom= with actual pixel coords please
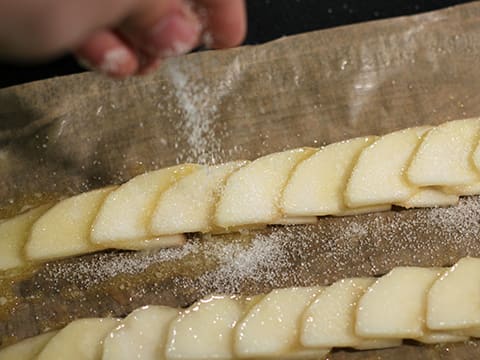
left=164, top=60, right=243, bottom=164
left=41, top=230, right=295, bottom=292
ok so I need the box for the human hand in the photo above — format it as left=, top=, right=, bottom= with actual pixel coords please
left=0, top=0, right=246, bottom=77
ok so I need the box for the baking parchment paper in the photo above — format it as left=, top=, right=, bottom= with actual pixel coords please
left=2, top=2, right=480, bottom=358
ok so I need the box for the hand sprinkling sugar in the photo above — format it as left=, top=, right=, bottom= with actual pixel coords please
left=0, top=0, right=247, bottom=78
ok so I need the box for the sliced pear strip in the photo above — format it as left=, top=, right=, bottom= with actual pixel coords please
left=407, top=118, right=480, bottom=187
left=351, top=339, right=402, bottom=351
left=455, top=327, right=480, bottom=338
left=302, top=278, right=373, bottom=348
left=281, top=137, right=375, bottom=217
left=91, top=165, right=199, bottom=246
left=345, top=127, right=429, bottom=207
left=274, top=349, right=331, bottom=359
left=473, top=139, right=480, bottom=173
left=36, top=318, right=119, bottom=360
left=356, top=267, right=443, bottom=339
left=0, top=204, right=51, bottom=270
left=166, top=295, right=253, bottom=359
left=215, top=148, right=316, bottom=229
left=334, top=204, right=391, bottom=216
left=103, top=305, right=179, bottom=360
left=0, top=331, right=57, bottom=360
left=442, top=183, right=480, bottom=196
left=396, top=188, right=459, bottom=209
left=272, top=216, right=318, bottom=225
left=108, top=235, right=185, bottom=251
left=302, top=278, right=399, bottom=349
left=415, top=331, right=468, bottom=344
left=427, top=257, right=480, bottom=330
left=151, top=161, right=247, bottom=235
left=25, top=187, right=115, bottom=261
left=234, top=287, right=322, bottom=358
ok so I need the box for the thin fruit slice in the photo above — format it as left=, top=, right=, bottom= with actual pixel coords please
left=166, top=295, right=253, bottom=359
left=273, top=216, right=319, bottom=225
left=103, top=305, right=179, bottom=360
left=345, top=127, right=430, bottom=207
left=473, top=139, right=480, bottom=173
left=151, top=161, right=247, bottom=235
left=407, top=118, right=480, bottom=187
left=234, top=287, right=322, bottom=358
left=25, top=187, right=115, bottom=261
left=0, top=331, right=57, bottom=360
left=334, top=204, right=391, bottom=216
left=443, top=183, right=480, bottom=196
left=356, top=267, right=456, bottom=341
left=215, top=148, right=316, bottom=229
left=91, top=165, right=199, bottom=246
left=301, top=278, right=400, bottom=349
left=461, top=134, right=480, bottom=194
left=427, top=257, right=480, bottom=330
left=416, top=331, right=468, bottom=344
left=0, top=204, right=51, bottom=270
left=282, top=137, right=375, bottom=217
left=396, top=188, right=458, bottom=209
left=274, top=349, right=331, bottom=359
left=36, top=318, right=119, bottom=360
left=108, top=235, right=185, bottom=251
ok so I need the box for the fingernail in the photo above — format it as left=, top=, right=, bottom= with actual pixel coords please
left=146, top=12, right=200, bottom=58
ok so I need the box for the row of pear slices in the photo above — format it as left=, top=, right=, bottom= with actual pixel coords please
left=3, top=256, right=480, bottom=360
left=2, top=118, right=480, bottom=270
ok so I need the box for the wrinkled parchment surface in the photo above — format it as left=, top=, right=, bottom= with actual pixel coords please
left=2, top=2, right=480, bottom=358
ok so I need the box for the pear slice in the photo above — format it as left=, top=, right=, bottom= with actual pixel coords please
left=0, top=331, right=57, bottom=360
left=281, top=137, right=375, bottom=217
left=274, top=349, right=331, bottom=359
left=301, top=278, right=400, bottom=349
left=353, top=265, right=465, bottom=344
left=396, top=188, right=459, bottom=209
left=407, top=118, right=480, bottom=187
left=25, top=187, right=115, bottom=261
left=453, top=327, right=480, bottom=338
left=415, top=331, right=468, bottom=344
left=91, top=165, right=199, bottom=247
left=334, top=204, right=391, bottom=216
left=150, top=161, right=248, bottom=235
left=234, top=287, right=322, bottom=358
left=345, top=127, right=430, bottom=207
left=103, top=305, right=179, bottom=360
left=427, top=257, right=480, bottom=330
left=442, top=183, right=480, bottom=196
left=0, top=204, right=51, bottom=271
left=272, top=216, right=319, bottom=225
left=36, top=318, right=119, bottom=360
left=356, top=267, right=447, bottom=339
left=473, top=139, right=480, bottom=172
left=166, top=295, right=254, bottom=359
left=107, top=235, right=185, bottom=251
left=215, top=148, right=316, bottom=229
left=469, top=136, right=480, bottom=194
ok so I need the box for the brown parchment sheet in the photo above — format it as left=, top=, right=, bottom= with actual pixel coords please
left=2, top=2, right=480, bottom=358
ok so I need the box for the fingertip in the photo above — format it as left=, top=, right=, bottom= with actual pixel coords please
left=99, top=47, right=138, bottom=78
left=75, top=30, right=139, bottom=78
left=120, top=1, right=201, bottom=59
left=197, top=0, right=247, bottom=49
